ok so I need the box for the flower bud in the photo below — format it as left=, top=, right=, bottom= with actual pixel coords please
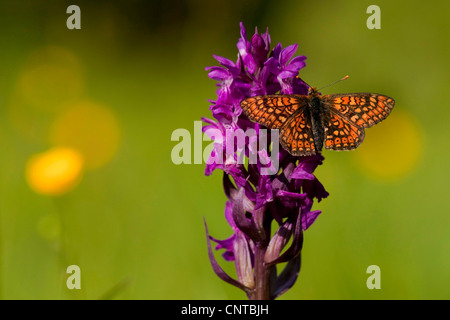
left=234, top=232, right=255, bottom=289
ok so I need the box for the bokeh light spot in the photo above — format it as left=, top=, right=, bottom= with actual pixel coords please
left=26, top=147, right=84, bottom=196
left=16, top=46, right=85, bottom=113
left=49, top=101, right=121, bottom=170
left=37, top=213, right=61, bottom=242
left=353, top=109, right=423, bottom=181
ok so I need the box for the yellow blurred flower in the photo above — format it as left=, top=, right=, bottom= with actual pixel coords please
left=353, top=109, right=423, bottom=181
left=9, top=46, right=85, bottom=143
left=16, top=46, right=84, bottom=113
left=49, top=101, right=121, bottom=170
left=26, top=147, right=84, bottom=196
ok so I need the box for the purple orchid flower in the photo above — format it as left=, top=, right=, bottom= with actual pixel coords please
left=203, top=22, right=329, bottom=300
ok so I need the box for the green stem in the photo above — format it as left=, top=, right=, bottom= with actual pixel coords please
left=250, top=243, right=271, bottom=300
left=0, top=209, right=3, bottom=299
left=53, top=196, right=84, bottom=300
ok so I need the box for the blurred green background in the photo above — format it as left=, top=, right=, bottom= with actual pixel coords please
left=0, top=0, right=449, bottom=299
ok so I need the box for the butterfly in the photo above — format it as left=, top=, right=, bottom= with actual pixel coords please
left=240, top=87, right=395, bottom=156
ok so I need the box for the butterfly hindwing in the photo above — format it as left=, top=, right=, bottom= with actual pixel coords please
left=324, top=109, right=365, bottom=151
left=323, top=93, right=395, bottom=128
left=279, top=108, right=316, bottom=156
left=240, top=95, right=307, bottom=129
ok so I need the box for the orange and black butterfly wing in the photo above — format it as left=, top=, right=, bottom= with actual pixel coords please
left=324, top=109, right=365, bottom=151
left=323, top=93, right=395, bottom=128
left=279, top=108, right=316, bottom=156
left=240, top=95, right=308, bottom=129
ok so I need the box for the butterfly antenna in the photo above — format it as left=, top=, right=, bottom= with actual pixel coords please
left=318, top=75, right=349, bottom=91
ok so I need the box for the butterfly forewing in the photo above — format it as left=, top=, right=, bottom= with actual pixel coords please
left=240, top=95, right=307, bottom=129
left=323, top=93, right=395, bottom=128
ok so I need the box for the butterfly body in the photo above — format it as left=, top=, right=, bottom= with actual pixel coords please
left=305, top=91, right=328, bottom=152
left=240, top=87, right=395, bottom=156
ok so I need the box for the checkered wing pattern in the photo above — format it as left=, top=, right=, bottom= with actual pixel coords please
left=240, top=95, right=307, bottom=129
left=279, top=108, right=316, bottom=156
left=323, top=93, right=395, bottom=128
left=324, top=111, right=365, bottom=151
